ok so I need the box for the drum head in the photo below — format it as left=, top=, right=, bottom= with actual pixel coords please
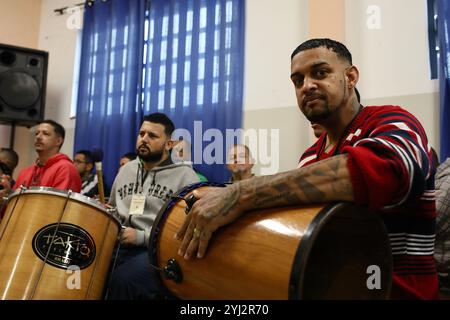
left=291, top=202, right=392, bottom=299
left=8, top=186, right=120, bottom=226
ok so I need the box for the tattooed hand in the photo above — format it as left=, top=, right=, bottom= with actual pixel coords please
left=174, top=154, right=354, bottom=260
left=175, top=184, right=248, bottom=259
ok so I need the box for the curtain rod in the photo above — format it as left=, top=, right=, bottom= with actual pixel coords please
left=54, top=1, right=92, bottom=16
left=54, top=0, right=150, bottom=16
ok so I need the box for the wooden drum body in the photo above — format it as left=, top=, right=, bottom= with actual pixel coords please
left=0, top=187, right=120, bottom=300
left=149, top=182, right=392, bottom=299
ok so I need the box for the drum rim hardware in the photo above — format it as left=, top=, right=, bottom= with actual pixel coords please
left=163, top=258, right=183, bottom=283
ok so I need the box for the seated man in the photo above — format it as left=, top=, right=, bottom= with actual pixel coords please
left=0, top=120, right=81, bottom=220
left=226, top=144, right=255, bottom=182
left=107, top=113, right=200, bottom=299
left=0, top=120, right=81, bottom=197
left=176, top=38, right=439, bottom=300
left=74, top=150, right=99, bottom=198
left=434, top=155, right=450, bottom=295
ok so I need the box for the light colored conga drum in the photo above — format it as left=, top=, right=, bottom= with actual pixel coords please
left=0, top=187, right=120, bottom=300
left=149, top=182, right=392, bottom=300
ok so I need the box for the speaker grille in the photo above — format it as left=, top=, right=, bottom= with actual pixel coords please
left=0, top=43, right=48, bottom=127
left=0, top=71, right=40, bottom=109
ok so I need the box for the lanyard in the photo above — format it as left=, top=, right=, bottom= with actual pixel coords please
left=134, top=159, right=149, bottom=195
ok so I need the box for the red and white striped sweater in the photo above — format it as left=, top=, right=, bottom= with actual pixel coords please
left=299, top=105, right=439, bottom=299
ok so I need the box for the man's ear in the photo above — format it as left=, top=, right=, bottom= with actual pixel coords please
left=346, top=65, right=359, bottom=89
left=57, top=137, right=64, bottom=150
left=165, top=139, right=174, bottom=151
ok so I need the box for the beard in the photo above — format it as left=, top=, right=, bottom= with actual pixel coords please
left=301, top=94, right=334, bottom=123
left=304, top=106, right=333, bottom=123
left=136, top=145, right=165, bottom=163
left=302, top=86, right=349, bottom=123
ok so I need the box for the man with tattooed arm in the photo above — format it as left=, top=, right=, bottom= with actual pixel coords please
left=175, top=38, right=439, bottom=300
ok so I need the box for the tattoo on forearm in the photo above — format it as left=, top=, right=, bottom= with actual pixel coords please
left=328, top=156, right=341, bottom=174
left=331, top=179, right=353, bottom=198
left=296, top=177, right=326, bottom=202
left=244, top=154, right=353, bottom=210
left=220, top=184, right=242, bottom=217
left=254, top=184, right=301, bottom=208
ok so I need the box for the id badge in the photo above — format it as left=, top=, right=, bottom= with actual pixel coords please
left=129, top=194, right=146, bottom=215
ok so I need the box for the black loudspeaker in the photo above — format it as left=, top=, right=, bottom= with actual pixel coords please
left=0, top=43, right=48, bottom=127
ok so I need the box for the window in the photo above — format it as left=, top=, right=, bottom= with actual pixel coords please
left=73, top=0, right=240, bottom=117
left=142, top=0, right=237, bottom=113
left=76, top=27, right=131, bottom=117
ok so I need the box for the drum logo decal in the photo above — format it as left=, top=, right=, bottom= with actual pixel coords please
left=32, top=223, right=96, bottom=270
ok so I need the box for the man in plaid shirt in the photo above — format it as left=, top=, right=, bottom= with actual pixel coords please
left=435, top=157, right=450, bottom=293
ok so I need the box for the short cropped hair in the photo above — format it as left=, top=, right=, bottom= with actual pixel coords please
left=142, top=113, right=175, bottom=137
left=291, top=38, right=352, bottom=65
left=0, top=148, right=19, bottom=171
left=75, top=150, right=93, bottom=164
left=40, top=119, right=65, bottom=140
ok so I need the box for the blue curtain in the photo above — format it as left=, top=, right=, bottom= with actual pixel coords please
left=74, top=0, right=146, bottom=189
left=438, top=0, right=450, bottom=161
left=142, top=0, right=245, bottom=182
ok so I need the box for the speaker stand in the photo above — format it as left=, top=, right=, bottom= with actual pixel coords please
left=9, top=122, right=15, bottom=149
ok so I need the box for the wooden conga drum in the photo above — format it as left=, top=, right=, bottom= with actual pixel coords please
left=149, top=182, right=392, bottom=299
left=0, top=187, right=120, bottom=299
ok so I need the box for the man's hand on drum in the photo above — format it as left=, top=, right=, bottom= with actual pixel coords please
left=101, top=201, right=114, bottom=210
left=120, top=227, right=138, bottom=246
left=175, top=184, right=249, bottom=260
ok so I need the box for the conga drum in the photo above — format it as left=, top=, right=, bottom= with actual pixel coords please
left=0, top=187, right=120, bottom=299
left=149, top=182, right=392, bottom=299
